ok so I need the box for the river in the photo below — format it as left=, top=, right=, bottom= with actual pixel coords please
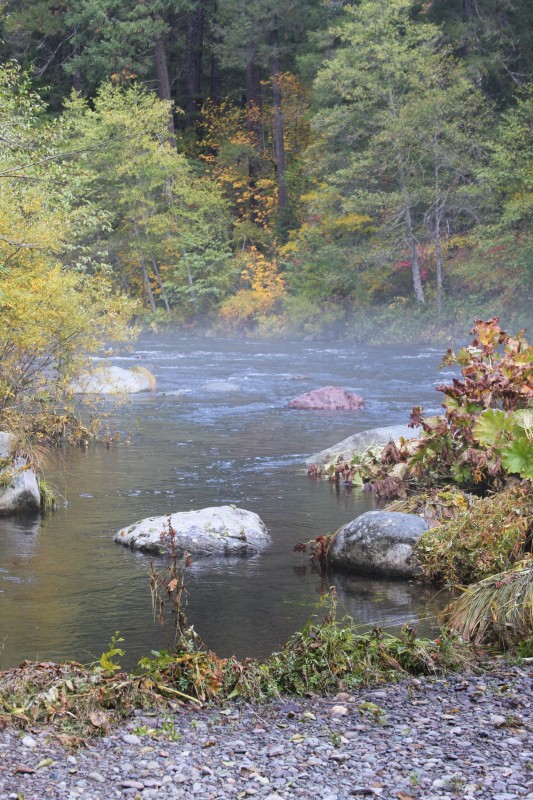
left=0, top=335, right=453, bottom=670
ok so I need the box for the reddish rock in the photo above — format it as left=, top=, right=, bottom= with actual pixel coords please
left=288, top=386, right=365, bottom=411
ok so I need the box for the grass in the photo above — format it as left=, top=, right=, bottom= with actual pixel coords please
left=447, top=560, right=533, bottom=649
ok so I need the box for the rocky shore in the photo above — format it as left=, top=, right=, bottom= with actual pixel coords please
left=1, top=664, right=531, bottom=800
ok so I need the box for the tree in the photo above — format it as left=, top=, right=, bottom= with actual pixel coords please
left=63, top=83, right=233, bottom=317
left=298, top=0, right=488, bottom=307
left=0, top=64, right=135, bottom=443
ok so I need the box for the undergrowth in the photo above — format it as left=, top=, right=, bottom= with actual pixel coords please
left=414, top=484, right=533, bottom=585
left=0, top=588, right=471, bottom=742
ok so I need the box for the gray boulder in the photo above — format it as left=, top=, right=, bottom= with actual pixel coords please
left=306, top=424, right=414, bottom=466
left=0, top=433, right=41, bottom=515
left=328, top=510, right=428, bottom=578
left=114, top=505, right=271, bottom=556
left=71, top=365, right=156, bottom=394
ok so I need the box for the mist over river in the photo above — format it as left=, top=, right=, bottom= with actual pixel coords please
left=0, top=336, right=453, bottom=669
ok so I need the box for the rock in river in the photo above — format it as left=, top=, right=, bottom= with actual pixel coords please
left=114, top=505, right=271, bottom=556
left=0, top=432, right=41, bottom=516
left=71, top=365, right=156, bottom=394
left=328, top=510, right=428, bottom=578
left=306, top=424, right=414, bottom=465
left=288, top=386, right=364, bottom=410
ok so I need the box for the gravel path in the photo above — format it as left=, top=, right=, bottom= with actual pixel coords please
left=1, top=665, right=531, bottom=800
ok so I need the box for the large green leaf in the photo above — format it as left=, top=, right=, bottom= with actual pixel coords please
left=473, top=408, right=514, bottom=447
left=502, top=436, right=533, bottom=479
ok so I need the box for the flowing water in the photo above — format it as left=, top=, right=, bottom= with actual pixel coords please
left=0, top=335, right=453, bottom=669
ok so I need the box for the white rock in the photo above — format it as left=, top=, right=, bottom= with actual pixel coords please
left=21, top=736, right=37, bottom=748
left=306, top=425, right=415, bottom=466
left=0, top=433, right=40, bottom=516
left=330, top=705, right=348, bottom=716
left=114, top=505, right=271, bottom=556
left=71, top=365, right=156, bottom=395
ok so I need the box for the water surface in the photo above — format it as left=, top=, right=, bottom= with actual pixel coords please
left=0, top=336, right=450, bottom=668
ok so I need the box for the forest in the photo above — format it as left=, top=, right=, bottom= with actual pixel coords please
left=1, top=0, right=531, bottom=349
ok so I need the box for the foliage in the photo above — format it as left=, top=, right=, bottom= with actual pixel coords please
left=218, top=246, right=286, bottom=333
left=288, top=0, right=490, bottom=310
left=361, top=319, right=533, bottom=497
left=63, top=83, right=233, bottom=318
left=414, top=485, right=533, bottom=586
left=0, top=64, right=136, bottom=446
left=447, top=561, right=533, bottom=649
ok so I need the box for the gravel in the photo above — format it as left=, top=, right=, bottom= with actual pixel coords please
left=0, top=665, right=531, bottom=800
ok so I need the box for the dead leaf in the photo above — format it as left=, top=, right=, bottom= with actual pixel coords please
left=14, top=764, right=35, bottom=775
left=89, top=710, right=108, bottom=728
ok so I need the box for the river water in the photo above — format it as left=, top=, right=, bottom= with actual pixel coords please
left=0, top=335, right=453, bottom=670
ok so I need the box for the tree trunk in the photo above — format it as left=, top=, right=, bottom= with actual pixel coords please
left=404, top=204, right=426, bottom=304
left=463, top=0, right=473, bottom=18
left=185, top=2, right=205, bottom=116
left=433, top=134, right=443, bottom=319
left=245, top=42, right=262, bottom=112
left=182, top=247, right=198, bottom=312
left=270, top=16, right=289, bottom=210
left=70, top=37, right=83, bottom=93
left=209, top=0, right=222, bottom=102
left=150, top=254, right=172, bottom=314
left=154, top=35, right=175, bottom=140
left=134, top=225, right=157, bottom=313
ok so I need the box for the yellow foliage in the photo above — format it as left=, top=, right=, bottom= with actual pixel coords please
left=219, top=247, right=286, bottom=331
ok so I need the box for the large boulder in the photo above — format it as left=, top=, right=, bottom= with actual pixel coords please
left=328, top=510, right=428, bottom=578
left=289, top=386, right=364, bottom=411
left=71, top=365, right=156, bottom=395
left=0, top=433, right=41, bottom=515
left=306, top=424, right=414, bottom=465
left=114, top=505, right=271, bottom=556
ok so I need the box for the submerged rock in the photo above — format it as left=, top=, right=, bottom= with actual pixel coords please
left=288, top=386, right=364, bottom=411
left=202, top=380, right=241, bottom=393
left=114, top=505, right=271, bottom=556
left=0, top=433, right=41, bottom=515
left=306, top=424, right=414, bottom=465
left=328, top=510, right=428, bottom=578
left=71, top=365, right=156, bottom=394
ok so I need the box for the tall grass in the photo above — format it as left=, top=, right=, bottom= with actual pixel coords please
left=447, top=560, right=533, bottom=649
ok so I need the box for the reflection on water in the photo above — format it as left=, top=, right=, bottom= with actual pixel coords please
left=0, top=336, right=447, bottom=668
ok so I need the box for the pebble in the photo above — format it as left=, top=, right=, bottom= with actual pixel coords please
left=0, top=665, right=531, bottom=800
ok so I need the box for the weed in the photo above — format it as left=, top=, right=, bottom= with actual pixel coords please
left=37, top=478, right=58, bottom=512
left=160, top=715, right=181, bottom=742
left=410, top=771, right=421, bottom=787
left=327, top=728, right=342, bottom=747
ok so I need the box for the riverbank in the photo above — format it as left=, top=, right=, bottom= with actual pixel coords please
left=1, top=663, right=531, bottom=800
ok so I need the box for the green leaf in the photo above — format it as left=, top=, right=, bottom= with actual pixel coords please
left=473, top=409, right=514, bottom=448
left=502, top=437, right=533, bottom=479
